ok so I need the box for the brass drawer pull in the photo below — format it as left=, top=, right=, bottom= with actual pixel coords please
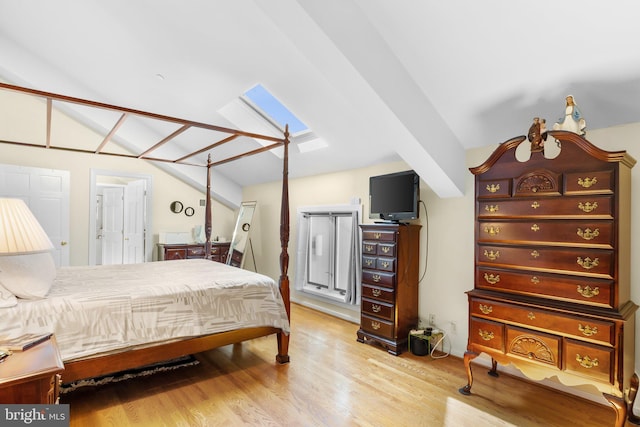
left=531, top=201, right=540, bottom=209
left=527, top=312, right=536, bottom=320
left=485, top=204, right=499, bottom=213
left=479, top=304, right=492, bottom=315
left=531, top=276, right=540, bottom=285
left=484, top=273, right=500, bottom=285
left=381, top=261, right=390, bottom=269
left=576, top=354, right=599, bottom=369
left=381, top=246, right=391, bottom=254
left=577, top=257, right=599, bottom=270
left=484, top=250, right=500, bottom=261
left=372, top=274, right=381, bottom=283
left=578, top=177, right=597, bottom=188
left=486, top=183, right=500, bottom=193
left=365, top=244, right=374, bottom=252
left=374, top=232, right=382, bottom=239
left=371, top=321, right=381, bottom=330
left=365, top=259, right=373, bottom=266
left=371, top=304, right=381, bottom=313
left=478, top=329, right=494, bottom=341
left=530, top=250, right=540, bottom=258
left=578, top=202, right=598, bottom=213
left=578, top=324, right=598, bottom=337
left=577, top=228, right=599, bottom=240
left=577, top=285, right=600, bottom=298
left=372, top=289, right=382, bottom=297
left=531, top=224, right=540, bottom=232
left=484, top=225, right=500, bottom=236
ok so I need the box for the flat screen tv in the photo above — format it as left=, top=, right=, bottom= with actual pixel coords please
left=369, top=170, right=420, bottom=222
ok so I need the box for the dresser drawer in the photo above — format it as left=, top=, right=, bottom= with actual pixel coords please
left=477, top=195, right=613, bottom=219
left=362, top=270, right=395, bottom=287
left=187, top=246, right=206, bottom=257
left=362, top=229, right=396, bottom=242
left=564, top=339, right=613, bottom=384
left=164, top=248, right=187, bottom=260
left=470, top=297, right=615, bottom=346
left=363, top=255, right=377, bottom=269
left=361, top=313, right=394, bottom=338
left=506, top=326, right=561, bottom=368
left=478, top=220, right=613, bottom=248
left=476, top=268, right=614, bottom=309
left=361, top=284, right=394, bottom=303
left=477, top=178, right=511, bottom=198
left=376, top=257, right=395, bottom=272
left=362, top=297, right=394, bottom=321
left=469, top=317, right=504, bottom=352
left=477, top=244, right=614, bottom=278
left=564, top=170, right=614, bottom=195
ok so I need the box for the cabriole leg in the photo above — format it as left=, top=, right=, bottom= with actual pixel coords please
left=458, top=350, right=479, bottom=395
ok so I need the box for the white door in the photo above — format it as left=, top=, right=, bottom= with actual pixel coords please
left=123, top=179, right=146, bottom=264
left=101, top=187, right=124, bottom=265
left=0, top=164, right=70, bottom=266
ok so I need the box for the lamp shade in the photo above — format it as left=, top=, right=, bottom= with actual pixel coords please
left=0, top=198, right=54, bottom=255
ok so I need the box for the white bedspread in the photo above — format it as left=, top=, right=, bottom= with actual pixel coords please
left=0, top=259, right=290, bottom=361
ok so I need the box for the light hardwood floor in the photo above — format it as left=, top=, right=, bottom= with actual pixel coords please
left=63, top=303, right=624, bottom=426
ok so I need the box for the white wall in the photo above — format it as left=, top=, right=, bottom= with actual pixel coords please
left=243, top=123, right=640, bottom=372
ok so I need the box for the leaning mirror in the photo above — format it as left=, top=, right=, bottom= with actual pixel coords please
left=227, top=201, right=257, bottom=269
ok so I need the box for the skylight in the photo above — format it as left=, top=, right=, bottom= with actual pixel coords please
left=242, top=84, right=308, bottom=135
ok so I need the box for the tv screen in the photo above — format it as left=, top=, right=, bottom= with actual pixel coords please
left=369, top=170, right=420, bottom=222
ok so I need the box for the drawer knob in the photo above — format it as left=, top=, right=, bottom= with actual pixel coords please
left=578, top=324, right=598, bottom=337
left=478, top=329, right=494, bottom=341
left=372, top=304, right=382, bottom=313
left=527, top=312, right=536, bottom=320
left=371, top=321, right=381, bottom=330
left=485, top=204, right=499, bottom=213
left=486, top=183, right=500, bottom=193
left=483, top=273, right=500, bottom=285
left=531, top=276, right=540, bottom=285
left=578, top=177, right=598, bottom=188
left=578, top=201, right=598, bottom=213
left=483, top=250, right=500, bottom=261
left=576, top=354, right=599, bottom=369
left=577, top=228, right=600, bottom=240
left=530, top=250, right=540, bottom=259
left=479, top=304, right=493, bottom=314
left=372, top=289, right=382, bottom=297
left=484, top=225, right=500, bottom=236
left=531, top=224, right=540, bottom=232
left=577, top=257, right=599, bottom=270
left=577, top=285, right=600, bottom=298
left=372, top=274, right=381, bottom=283
left=531, top=201, right=540, bottom=209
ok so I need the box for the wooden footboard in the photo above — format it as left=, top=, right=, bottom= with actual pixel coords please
left=62, top=327, right=281, bottom=383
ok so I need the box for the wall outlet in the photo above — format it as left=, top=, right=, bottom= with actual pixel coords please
left=429, top=314, right=436, bottom=326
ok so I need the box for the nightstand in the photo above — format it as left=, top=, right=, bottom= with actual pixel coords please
left=0, top=335, right=64, bottom=404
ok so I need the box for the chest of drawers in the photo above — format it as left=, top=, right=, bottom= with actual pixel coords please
left=459, top=131, right=637, bottom=427
left=357, top=223, right=421, bottom=355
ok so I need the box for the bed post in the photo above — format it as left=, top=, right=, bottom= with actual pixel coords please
left=276, top=126, right=291, bottom=364
left=204, top=154, right=213, bottom=259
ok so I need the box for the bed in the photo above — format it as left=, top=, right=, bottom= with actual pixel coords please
left=0, top=82, right=292, bottom=383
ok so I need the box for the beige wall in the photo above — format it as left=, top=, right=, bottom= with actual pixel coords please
left=244, top=123, right=640, bottom=370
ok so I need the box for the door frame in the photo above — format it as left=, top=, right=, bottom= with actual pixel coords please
left=89, top=169, right=153, bottom=265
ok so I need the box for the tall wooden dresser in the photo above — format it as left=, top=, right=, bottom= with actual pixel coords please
left=459, top=131, right=638, bottom=427
left=357, top=223, right=421, bottom=355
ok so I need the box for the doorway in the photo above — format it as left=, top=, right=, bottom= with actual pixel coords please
left=89, top=169, right=153, bottom=265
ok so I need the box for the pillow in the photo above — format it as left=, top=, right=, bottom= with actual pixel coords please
left=0, top=282, right=17, bottom=307
left=0, top=252, right=56, bottom=299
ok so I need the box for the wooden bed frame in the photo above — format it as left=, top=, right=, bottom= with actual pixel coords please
left=0, top=82, right=291, bottom=383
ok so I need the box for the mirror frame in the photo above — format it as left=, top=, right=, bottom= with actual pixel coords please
left=226, top=201, right=257, bottom=269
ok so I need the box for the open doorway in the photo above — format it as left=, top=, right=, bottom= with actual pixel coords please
left=89, top=169, right=153, bottom=265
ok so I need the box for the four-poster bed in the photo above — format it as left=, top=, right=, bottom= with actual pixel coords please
left=0, top=82, right=291, bottom=384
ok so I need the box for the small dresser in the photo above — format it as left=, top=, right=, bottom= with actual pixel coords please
left=459, top=131, right=637, bottom=427
left=157, top=242, right=230, bottom=263
left=357, top=223, right=421, bottom=355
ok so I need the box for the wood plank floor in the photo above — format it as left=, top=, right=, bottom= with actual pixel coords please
left=62, top=303, right=623, bottom=426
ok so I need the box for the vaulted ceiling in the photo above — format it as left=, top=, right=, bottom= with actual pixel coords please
left=1, top=1, right=639, bottom=205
